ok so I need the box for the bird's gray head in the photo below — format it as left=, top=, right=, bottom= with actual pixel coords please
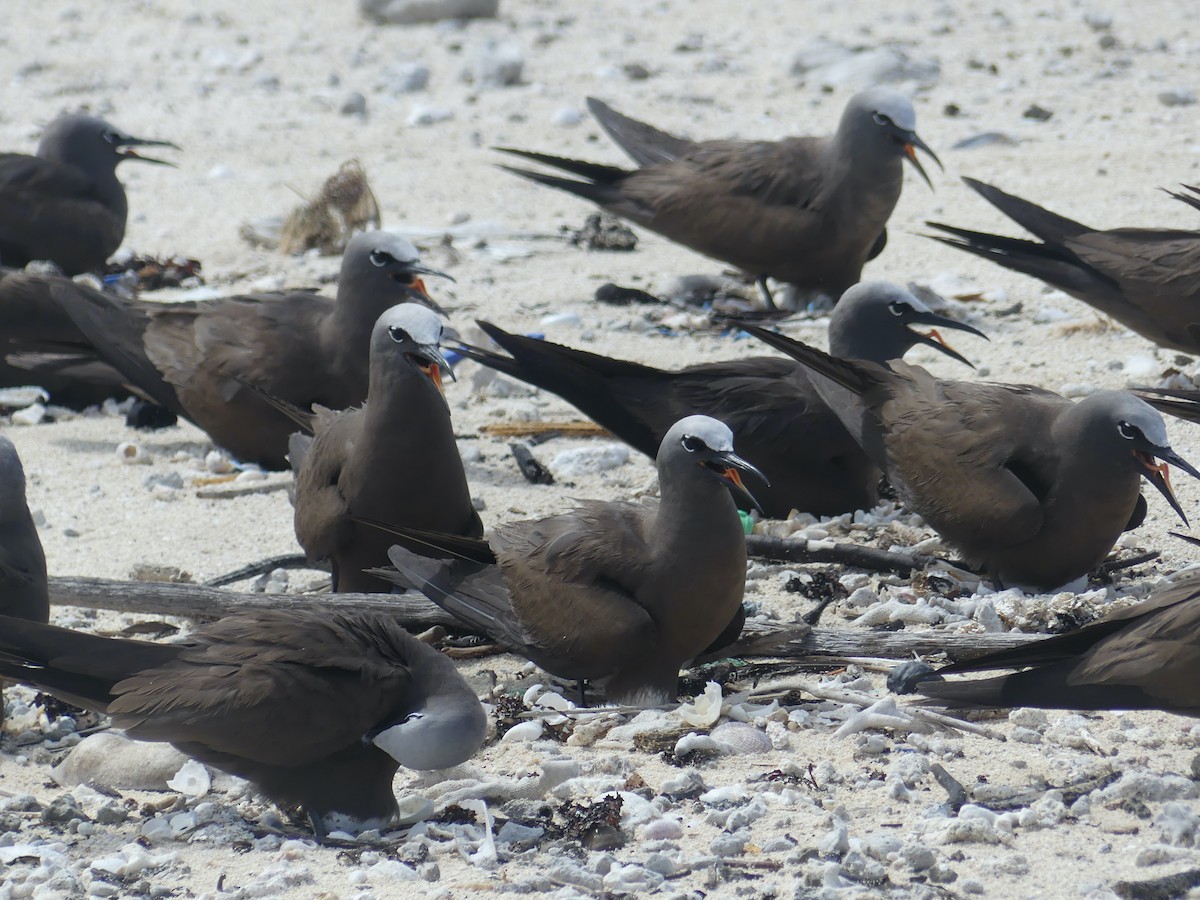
left=37, top=114, right=178, bottom=174
left=0, top=436, right=28, bottom=509
left=1074, top=390, right=1200, bottom=525
left=370, top=303, right=455, bottom=396
left=341, top=231, right=454, bottom=318
left=839, top=88, right=941, bottom=189
left=367, top=693, right=487, bottom=771
left=659, top=415, right=768, bottom=512
left=830, top=281, right=987, bottom=366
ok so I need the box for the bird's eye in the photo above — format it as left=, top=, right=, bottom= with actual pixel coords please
left=369, top=249, right=395, bottom=267
left=681, top=435, right=706, bottom=453
left=873, top=112, right=894, bottom=127
left=887, top=301, right=909, bottom=317
left=387, top=325, right=410, bottom=343
left=1117, top=421, right=1140, bottom=440
left=102, top=130, right=120, bottom=145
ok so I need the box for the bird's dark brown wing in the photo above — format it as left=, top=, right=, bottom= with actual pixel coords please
left=586, top=98, right=698, bottom=166
left=109, top=609, right=416, bottom=767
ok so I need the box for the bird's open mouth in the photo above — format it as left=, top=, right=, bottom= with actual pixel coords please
left=408, top=354, right=444, bottom=396
left=1135, top=449, right=1187, bottom=525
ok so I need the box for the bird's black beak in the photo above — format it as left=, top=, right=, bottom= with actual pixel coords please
left=893, top=129, right=941, bottom=190
left=699, top=449, right=770, bottom=514
left=904, top=310, right=989, bottom=369
left=408, top=344, right=455, bottom=396
left=1135, top=444, right=1200, bottom=526
left=393, top=263, right=454, bottom=318
left=117, top=135, right=181, bottom=167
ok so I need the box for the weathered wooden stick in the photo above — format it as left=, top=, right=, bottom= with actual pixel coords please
left=50, top=577, right=1040, bottom=663
left=744, top=534, right=950, bottom=576
left=728, top=625, right=1042, bottom=663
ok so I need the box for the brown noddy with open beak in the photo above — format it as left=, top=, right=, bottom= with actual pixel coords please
left=744, top=326, right=1200, bottom=591
left=288, top=304, right=482, bottom=592
left=497, top=89, right=940, bottom=309
left=451, top=281, right=986, bottom=518
left=0, top=114, right=178, bottom=275
left=0, top=606, right=487, bottom=836
left=370, top=415, right=765, bottom=706
left=893, top=570, right=1200, bottom=716
left=41, top=230, right=453, bottom=468
left=929, top=177, right=1200, bottom=355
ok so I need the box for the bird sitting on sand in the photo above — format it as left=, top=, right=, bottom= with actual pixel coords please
left=451, top=281, right=986, bottom=518
left=745, top=325, right=1200, bottom=591
left=44, top=230, right=452, bottom=468
left=370, top=415, right=765, bottom=706
left=287, top=304, right=483, bottom=592
left=0, top=114, right=178, bottom=275
left=893, top=570, right=1200, bottom=716
left=0, top=607, right=486, bottom=836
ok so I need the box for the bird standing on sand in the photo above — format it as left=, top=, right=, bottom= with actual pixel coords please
left=289, top=304, right=483, bottom=592
left=0, top=114, right=178, bottom=274
left=0, top=607, right=487, bottom=836
left=929, top=177, right=1200, bottom=355
left=375, top=415, right=765, bottom=706
left=45, top=231, right=452, bottom=468
left=746, top=326, right=1199, bottom=591
left=499, top=89, right=940, bottom=308
left=452, top=281, right=986, bottom=518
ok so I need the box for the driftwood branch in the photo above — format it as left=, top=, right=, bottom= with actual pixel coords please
left=51, top=577, right=1041, bottom=664
left=745, top=534, right=949, bottom=576
left=721, top=624, right=1042, bottom=663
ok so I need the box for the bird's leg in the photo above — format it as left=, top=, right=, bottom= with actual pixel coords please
left=756, top=276, right=778, bottom=311
left=307, top=810, right=329, bottom=839
left=576, top=679, right=588, bottom=708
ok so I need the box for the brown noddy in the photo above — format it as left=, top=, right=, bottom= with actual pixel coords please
left=0, top=607, right=486, bottom=835
left=928, top=177, right=1200, bottom=354
left=0, top=114, right=178, bottom=275
left=894, top=571, right=1200, bottom=716
left=451, top=281, right=986, bottom=518
left=744, top=326, right=1200, bottom=590
left=0, top=435, right=48, bottom=624
left=0, top=267, right=156, bottom=411
left=46, top=231, right=453, bottom=468
left=289, top=304, right=483, bottom=592
left=497, top=89, right=940, bottom=308
left=371, top=415, right=765, bottom=705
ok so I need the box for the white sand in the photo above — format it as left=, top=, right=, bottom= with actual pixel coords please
left=3, top=1, right=1200, bottom=897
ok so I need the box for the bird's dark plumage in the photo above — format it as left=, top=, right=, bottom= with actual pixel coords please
left=907, top=572, right=1200, bottom=715
left=0, top=607, right=486, bottom=834
left=499, top=89, right=940, bottom=306
left=0, top=115, right=177, bottom=275
left=929, top=177, right=1200, bottom=354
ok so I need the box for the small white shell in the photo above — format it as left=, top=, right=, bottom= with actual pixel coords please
left=116, top=442, right=153, bottom=464
left=677, top=681, right=723, bottom=727
left=166, top=759, right=210, bottom=797
left=11, top=403, right=46, bottom=426
left=501, top=719, right=544, bottom=743
left=710, top=722, right=772, bottom=755
left=204, top=450, right=233, bottom=473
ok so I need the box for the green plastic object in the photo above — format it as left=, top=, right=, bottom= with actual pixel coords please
left=738, top=511, right=754, bottom=535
